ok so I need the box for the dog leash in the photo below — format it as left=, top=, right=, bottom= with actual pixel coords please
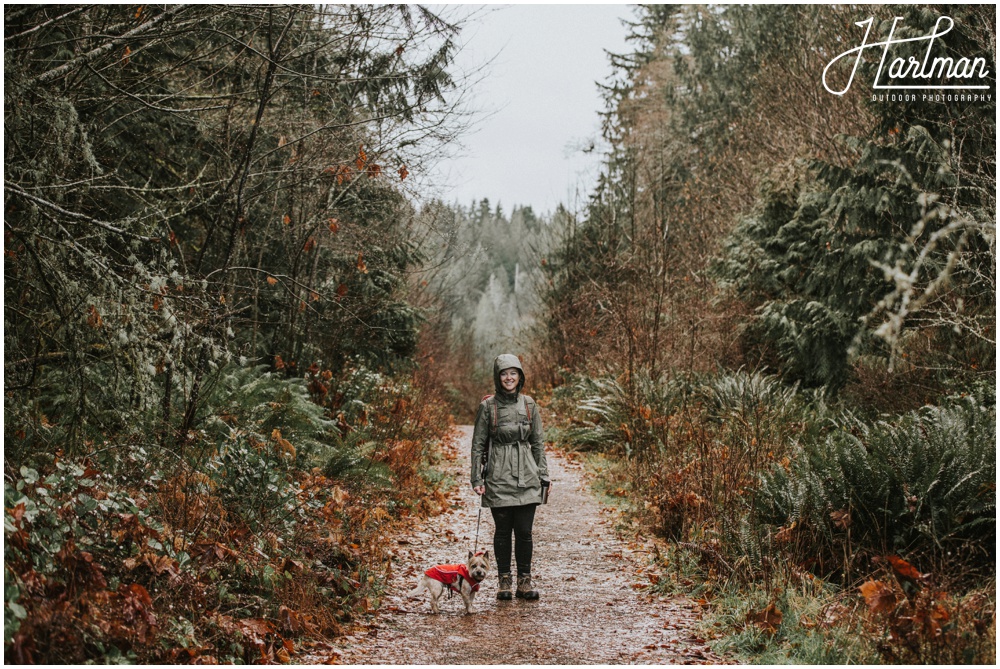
left=474, top=506, right=482, bottom=553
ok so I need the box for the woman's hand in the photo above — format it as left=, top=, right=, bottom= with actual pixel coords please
left=473, top=485, right=485, bottom=495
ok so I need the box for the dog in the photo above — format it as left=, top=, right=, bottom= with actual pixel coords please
left=407, top=550, right=490, bottom=614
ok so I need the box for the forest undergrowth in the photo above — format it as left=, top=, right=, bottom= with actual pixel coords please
left=548, top=373, right=995, bottom=664
left=5, top=359, right=458, bottom=664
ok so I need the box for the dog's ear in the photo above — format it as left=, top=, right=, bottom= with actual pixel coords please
left=483, top=550, right=490, bottom=562
left=468, top=549, right=473, bottom=561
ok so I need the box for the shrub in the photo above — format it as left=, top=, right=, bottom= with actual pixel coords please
left=201, top=365, right=335, bottom=463
left=757, top=394, right=996, bottom=579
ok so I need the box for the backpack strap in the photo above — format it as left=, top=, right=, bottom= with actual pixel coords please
left=482, top=394, right=498, bottom=437
left=522, top=395, right=533, bottom=424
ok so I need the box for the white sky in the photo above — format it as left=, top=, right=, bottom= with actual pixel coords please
left=423, top=4, right=633, bottom=216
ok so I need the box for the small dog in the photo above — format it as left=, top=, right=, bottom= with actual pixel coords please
left=407, top=550, right=490, bottom=614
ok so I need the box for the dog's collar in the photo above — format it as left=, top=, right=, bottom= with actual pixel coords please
left=456, top=574, right=483, bottom=592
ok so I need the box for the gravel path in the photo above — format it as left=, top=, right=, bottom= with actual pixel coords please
left=311, top=426, right=727, bottom=664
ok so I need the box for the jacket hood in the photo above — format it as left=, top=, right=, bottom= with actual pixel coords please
left=493, top=353, right=525, bottom=396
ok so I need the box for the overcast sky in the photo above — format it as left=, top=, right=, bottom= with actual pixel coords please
left=422, top=4, right=633, bottom=216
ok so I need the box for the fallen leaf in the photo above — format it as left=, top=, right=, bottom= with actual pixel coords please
left=830, top=509, right=851, bottom=530
left=886, top=555, right=922, bottom=584
left=746, top=602, right=783, bottom=634
left=821, top=603, right=849, bottom=627
left=859, top=580, right=897, bottom=614
left=87, top=305, right=103, bottom=328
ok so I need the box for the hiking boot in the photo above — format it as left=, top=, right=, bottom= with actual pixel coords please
left=515, top=573, right=539, bottom=600
left=496, top=573, right=513, bottom=600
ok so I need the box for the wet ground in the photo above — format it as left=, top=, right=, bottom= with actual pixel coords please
left=307, top=426, right=728, bottom=664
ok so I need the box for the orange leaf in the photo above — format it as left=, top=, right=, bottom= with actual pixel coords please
left=274, top=354, right=285, bottom=370
left=774, top=522, right=796, bottom=544
left=886, top=555, right=922, bottom=583
left=271, top=429, right=296, bottom=458
left=135, top=6, right=144, bottom=19
left=283, top=214, right=291, bottom=226
left=356, top=251, right=368, bottom=274
left=830, top=509, right=851, bottom=530
left=303, top=236, right=316, bottom=252
left=266, top=276, right=278, bottom=286
left=367, top=163, right=382, bottom=178
left=328, top=218, right=339, bottom=233
left=152, top=296, right=161, bottom=311
left=398, top=164, right=409, bottom=181
left=310, top=291, right=320, bottom=302
left=746, top=602, right=783, bottom=634
left=859, top=580, right=897, bottom=614
left=87, top=305, right=103, bottom=328
left=336, top=283, right=348, bottom=298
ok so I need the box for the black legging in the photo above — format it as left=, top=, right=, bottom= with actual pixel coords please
left=491, top=504, right=537, bottom=575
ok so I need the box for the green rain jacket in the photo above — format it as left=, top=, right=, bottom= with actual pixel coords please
left=470, top=354, right=549, bottom=508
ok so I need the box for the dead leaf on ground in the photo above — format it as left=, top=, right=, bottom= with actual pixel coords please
left=859, top=580, right=897, bottom=614
left=830, top=509, right=851, bottom=530
left=746, top=602, right=783, bottom=634
left=820, top=603, right=849, bottom=627
left=886, top=554, right=923, bottom=585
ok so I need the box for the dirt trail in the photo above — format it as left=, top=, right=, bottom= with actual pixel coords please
left=314, top=426, right=727, bottom=664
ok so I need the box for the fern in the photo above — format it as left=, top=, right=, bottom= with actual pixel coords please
left=201, top=365, right=334, bottom=462
left=758, top=395, right=995, bottom=573
left=322, top=430, right=393, bottom=491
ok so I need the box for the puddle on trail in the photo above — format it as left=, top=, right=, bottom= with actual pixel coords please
left=303, top=426, right=729, bottom=665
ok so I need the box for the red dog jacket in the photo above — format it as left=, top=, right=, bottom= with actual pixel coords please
left=424, top=564, right=481, bottom=593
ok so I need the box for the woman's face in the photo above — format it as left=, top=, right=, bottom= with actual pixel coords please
left=499, top=368, right=520, bottom=392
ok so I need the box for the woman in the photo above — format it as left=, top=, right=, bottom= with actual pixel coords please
left=470, top=353, right=550, bottom=600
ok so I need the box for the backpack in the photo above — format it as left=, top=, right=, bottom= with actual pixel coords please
left=481, top=393, right=534, bottom=436
left=480, top=394, right=534, bottom=471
